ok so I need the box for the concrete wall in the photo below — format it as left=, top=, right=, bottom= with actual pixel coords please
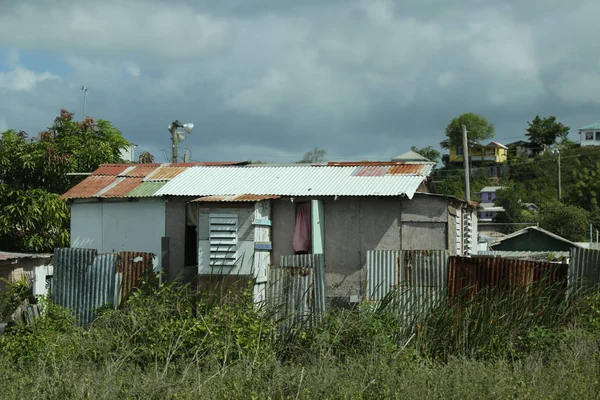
left=70, top=200, right=165, bottom=264
left=0, top=256, right=52, bottom=292
left=165, top=200, right=186, bottom=280
left=271, top=195, right=458, bottom=306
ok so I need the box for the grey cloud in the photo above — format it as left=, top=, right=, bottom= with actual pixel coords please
left=1, top=0, right=599, bottom=164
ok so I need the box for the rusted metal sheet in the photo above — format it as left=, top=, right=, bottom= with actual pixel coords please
left=146, top=166, right=188, bottom=180
left=193, top=194, right=281, bottom=202
left=100, top=177, right=143, bottom=198
left=268, top=254, right=325, bottom=331
left=91, top=164, right=129, bottom=176
left=62, top=175, right=117, bottom=199
left=116, top=252, right=156, bottom=302
left=121, top=164, right=160, bottom=178
left=569, top=247, right=600, bottom=293
left=366, top=250, right=448, bottom=317
left=448, top=256, right=568, bottom=298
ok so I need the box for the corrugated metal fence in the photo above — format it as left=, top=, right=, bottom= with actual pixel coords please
left=268, top=254, right=325, bottom=331
left=569, top=247, right=600, bottom=293
left=448, top=256, right=568, bottom=298
left=52, top=248, right=156, bottom=324
left=366, top=250, right=449, bottom=317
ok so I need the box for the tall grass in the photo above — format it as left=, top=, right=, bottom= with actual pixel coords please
left=1, top=277, right=599, bottom=399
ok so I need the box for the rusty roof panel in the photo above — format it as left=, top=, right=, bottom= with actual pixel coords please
left=91, top=164, right=130, bottom=176
left=62, top=176, right=117, bottom=199
left=193, top=194, right=281, bottom=202
left=146, top=166, right=188, bottom=180
left=387, top=164, right=429, bottom=175
left=354, top=166, right=388, bottom=176
left=101, top=177, right=143, bottom=198
left=120, top=165, right=160, bottom=178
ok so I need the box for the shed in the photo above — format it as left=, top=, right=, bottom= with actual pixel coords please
left=490, top=226, right=580, bottom=252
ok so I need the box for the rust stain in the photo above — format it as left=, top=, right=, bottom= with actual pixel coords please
left=447, top=256, right=567, bottom=300
left=101, top=177, right=143, bottom=198
left=117, top=252, right=156, bottom=301
left=387, top=164, right=427, bottom=175
left=92, top=164, right=130, bottom=176
left=146, top=166, right=187, bottom=180
left=120, top=164, right=160, bottom=178
left=193, top=194, right=280, bottom=202
left=62, top=176, right=117, bottom=199
left=355, top=166, right=388, bottom=176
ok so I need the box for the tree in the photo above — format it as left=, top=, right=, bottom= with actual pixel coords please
left=0, top=109, right=129, bottom=251
left=441, top=113, right=495, bottom=149
left=138, top=151, right=155, bottom=164
left=410, top=145, right=440, bottom=163
left=298, top=147, right=327, bottom=163
left=525, top=115, right=570, bottom=147
left=538, top=202, right=588, bottom=242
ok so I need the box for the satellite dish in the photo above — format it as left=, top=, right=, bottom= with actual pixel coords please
left=177, top=132, right=186, bottom=142
left=183, top=123, right=194, bottom=133
left=168, top=124, right=172, bottom=131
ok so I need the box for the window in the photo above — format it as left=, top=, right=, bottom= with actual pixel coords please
left=596, top=132, right=600, bottom=141
left=455, top=146, right=464, bottom=156
left=586, top=132, right=594, bottom=140
left=487, top=193, right=492, bottom=201
left=209, top=213, right=237, bottom=266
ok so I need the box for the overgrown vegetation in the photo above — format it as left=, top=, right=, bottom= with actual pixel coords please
left=1, top=279, right=599, bottom=399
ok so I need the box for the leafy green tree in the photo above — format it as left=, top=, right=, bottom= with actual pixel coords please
left=538, top=202, right=588, bottom=242
left=298, top=147, right=327, bottom=163
left=441, top=113, right=495, bottom=149
left=410, top=145, right=440, bottom=163
left=525, top=115, right=570, bottom=147
left=0, top=109, right=129, bottom=251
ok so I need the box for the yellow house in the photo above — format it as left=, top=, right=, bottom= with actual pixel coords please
left=449, top=141, right=508, bottom=164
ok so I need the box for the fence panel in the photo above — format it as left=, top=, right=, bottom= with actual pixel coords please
left=268, top=254, right=325, bottom=331
left=52, top=248, right=156, bottom=324
left=569, top=247, right=600, bottom=293
left=366, top=250, right=449, bottom=318
left=448, top=256, right=568, bottom=298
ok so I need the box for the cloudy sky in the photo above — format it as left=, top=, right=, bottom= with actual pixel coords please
left=1, top=0, right=599, bottom=163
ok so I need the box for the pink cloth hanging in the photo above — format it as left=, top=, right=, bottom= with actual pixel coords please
left=292, top=203, right=312, bottom=253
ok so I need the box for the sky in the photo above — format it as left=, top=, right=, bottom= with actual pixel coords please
left=1, top=0, right=599, bottom=163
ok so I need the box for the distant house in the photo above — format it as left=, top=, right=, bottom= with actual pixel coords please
left=63, top=161, right=478, bottom=306
left=392, top=150, right=431, bottom=162
left=474, top=186, right=505, bottom=222
left=120, top=142, right=138, bottom=162
left=579, top=123, right=600, bottom=147
left=448, top=141, right=508, bottom=164
left=505, top=140, right=539, bottom=158
left=491, top=226, right=581, bottom=252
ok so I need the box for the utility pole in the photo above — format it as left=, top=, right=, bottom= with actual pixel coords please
left=80, top=86, right=88, bottom=119
left=169, top=120, right=181, bottom=163
left=462, top=124, right=471, bottom=202
left=557, top=150, right=561, bottom=201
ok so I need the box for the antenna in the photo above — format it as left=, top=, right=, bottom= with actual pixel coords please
left=183, top=149, right=191, bottom=162
left=80, top=86, right=88, bottom=119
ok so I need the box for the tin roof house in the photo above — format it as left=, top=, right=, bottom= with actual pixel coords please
left=63, top=160, right=478, bottom=306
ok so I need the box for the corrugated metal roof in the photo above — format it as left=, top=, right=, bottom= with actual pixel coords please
left=145, top=166, right=188, bottom=181
left=126, top=181, right=167, bottom=197
left=155, top=164, right=432, bottom=199
left=101, top=177, right=144, bottom=198
left=62, top=176, right=117, bottom=199
left=580, top=123, right=600, bottom=130
left=91, top=164, right=130, bottom=176
left=120, top=164, right=160, bottom=178
left=193, top=194, right=281, bottom=202
left=0, top=251, right=52, bottom=262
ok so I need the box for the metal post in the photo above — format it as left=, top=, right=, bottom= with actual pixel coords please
left=557, top=151, right=561, bottom=201
left=462, top=124, right=471, bottom=202
left=590, top=224, right=593, bottom=248
left=81, top=86, right=88, bottom=119
left=170, top=122, right=179, bottom=163
left=596, top=230, right=598, bottom=250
